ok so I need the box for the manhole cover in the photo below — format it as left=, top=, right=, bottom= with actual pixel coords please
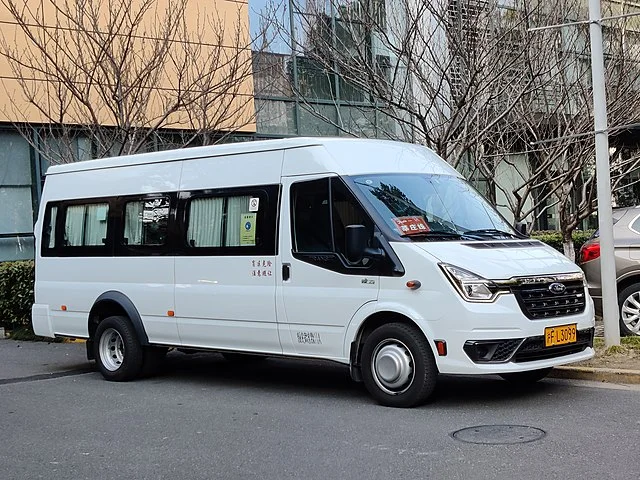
left=452, top=425, right=546, bottom=445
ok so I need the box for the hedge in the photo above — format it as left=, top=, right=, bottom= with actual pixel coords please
left=530, top=230, right=595, bottom=257
left=0, top=260, right=35, bottom=330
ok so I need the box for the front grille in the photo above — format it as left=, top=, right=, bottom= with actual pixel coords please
left=513, top=280, right=586, bottom=319
left=513, top=328, right=594, bottom=362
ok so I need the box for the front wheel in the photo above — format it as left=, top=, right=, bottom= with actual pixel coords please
left=500, top=367, right=552, bottom=385
left=619, top=283, right=640, bottom=336
left=94, top=315, right=144, bottom=381
left=361, top=323, right=438, bottom=408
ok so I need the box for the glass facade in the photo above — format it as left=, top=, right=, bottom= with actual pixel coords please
left=250, top=0, right=404, bottom=139
left=0, top=131, right=36, bottom=261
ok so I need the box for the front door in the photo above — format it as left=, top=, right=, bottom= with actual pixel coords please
left=277, top=175, right=380, bottom=361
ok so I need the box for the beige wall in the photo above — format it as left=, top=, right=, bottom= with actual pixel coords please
left=0, top=0, right=255, bottom=132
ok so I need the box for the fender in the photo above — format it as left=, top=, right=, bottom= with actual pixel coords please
left=343, top=301, right=440, bottom=368
left=89, top=291, right=150, bottom=346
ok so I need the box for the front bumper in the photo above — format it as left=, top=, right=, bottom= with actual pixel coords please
left=428, top=292, right=596, bottom=375
left=463, top=328, right=594, bottom=364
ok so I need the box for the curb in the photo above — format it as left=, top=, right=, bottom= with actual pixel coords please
left=550, top=366, right=640, bottom=384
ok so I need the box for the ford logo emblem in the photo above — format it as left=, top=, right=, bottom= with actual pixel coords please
left=549, top=282, right=566, bottom=294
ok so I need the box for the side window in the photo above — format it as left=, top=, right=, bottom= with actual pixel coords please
left=64, top=203, right=109, bottom=246
left=187, top=195, right=256, bottom=248
left=291, top=179, right=333, bottom=253
left=331, top=177, right=374, bottom=257
left=291, top=177, right=374, bottom=265
left=123, top=197, right=169, bottom=246
left=631, top=215, right=640, bottom=234
left=42, top=204, right=58, bottom=251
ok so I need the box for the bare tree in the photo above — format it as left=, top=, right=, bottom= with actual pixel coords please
left=260, top=0, right=640, bottom=260
left=0, top=0, right=257, bottom=164
left=476, top=1, right=640, bottom=259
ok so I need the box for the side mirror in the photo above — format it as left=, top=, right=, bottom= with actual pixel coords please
left=345, top=225, right=386, bottom=263
left=515, top=221, right=528, bottom=237
left=345, top=225, right=368, bottom=263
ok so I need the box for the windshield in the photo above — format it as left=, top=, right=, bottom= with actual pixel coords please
left=351, top=174, right=516, bottom=240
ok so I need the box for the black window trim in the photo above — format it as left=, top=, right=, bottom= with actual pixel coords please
left=114, top=193, right=176, bottom=257
left=178, top=184, right=280, bottom=257
left=289, top=176, right=404, bottom=276
left=42, top=197, right=114, bottom=257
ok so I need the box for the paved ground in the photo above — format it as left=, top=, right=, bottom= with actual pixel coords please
left=2, top=338, right=640, bottom=480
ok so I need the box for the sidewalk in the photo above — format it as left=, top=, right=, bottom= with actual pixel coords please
left=0, top=338, right=90, bottom=382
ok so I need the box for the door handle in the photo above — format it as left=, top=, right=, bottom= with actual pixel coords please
left=282, top=263, right=291, bottom=281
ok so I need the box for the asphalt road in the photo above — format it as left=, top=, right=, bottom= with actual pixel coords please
left=1, top=340, right=639, bottom=480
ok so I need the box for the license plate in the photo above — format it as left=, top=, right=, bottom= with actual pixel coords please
left=545, top=324, right=577, bottom=347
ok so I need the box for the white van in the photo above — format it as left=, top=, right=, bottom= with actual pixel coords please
left=32, top=138, right=594, bottom=407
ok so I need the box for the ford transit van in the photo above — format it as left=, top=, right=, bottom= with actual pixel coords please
left=32, top=138, right=595, bottom=407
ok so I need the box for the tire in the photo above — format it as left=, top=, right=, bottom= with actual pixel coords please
left=361, top=323, right=438, bottom=408
left=618, top=283, right=640, bottom=336
left=94, top=315, right=144, bottom=381
left=222, top=352, right=267, bottom=363
left=500, top=367, right=552, bottom=385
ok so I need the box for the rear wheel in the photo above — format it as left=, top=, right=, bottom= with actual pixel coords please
left=94, top=315, right=144, bottom=381
left=500, top=367, right=552, bottom=385
left=618, top=283, right=640, bottom=336
left=361, top=323, right=438, bottom=408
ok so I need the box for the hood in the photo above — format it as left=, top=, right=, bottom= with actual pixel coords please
left=412, top=240, right=581, bottom=280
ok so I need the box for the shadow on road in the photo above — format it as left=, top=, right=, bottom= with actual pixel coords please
left=142, top=350, right=568, bottom=408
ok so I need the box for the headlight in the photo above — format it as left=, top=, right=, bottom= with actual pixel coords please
left=439, top=263, right=506, bottom=302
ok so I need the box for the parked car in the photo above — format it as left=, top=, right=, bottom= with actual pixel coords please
left=579, top=206, right=640, bottom=335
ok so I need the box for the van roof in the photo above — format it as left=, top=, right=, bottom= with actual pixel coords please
left=46, top=137, right=436, bottom=176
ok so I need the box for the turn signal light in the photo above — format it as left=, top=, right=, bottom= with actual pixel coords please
left=579, top=243, right=600, bottom=263
left=435, top=340, right=447, bottom=356
left=60, top=305, right=67, bottom=311
left=167, top=310, right=175, bottom=317
left=406, top=280, right=421, bottom=290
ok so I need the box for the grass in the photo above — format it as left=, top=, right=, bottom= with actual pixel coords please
left=593, top=336, right=640, bottom=356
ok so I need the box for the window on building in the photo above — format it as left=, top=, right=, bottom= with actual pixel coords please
left=64, top=203, right=109, bottom=246
left=123, top=197, right=169, bottom=246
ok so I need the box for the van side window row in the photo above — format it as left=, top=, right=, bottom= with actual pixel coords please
left=41, top=186, right=278, bottom=257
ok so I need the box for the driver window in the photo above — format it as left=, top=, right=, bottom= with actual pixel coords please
left=291, top=178, right=374, bottom=261
left=291, top=179, right=333, bottom=253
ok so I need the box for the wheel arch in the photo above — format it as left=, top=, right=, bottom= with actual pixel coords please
left=347, top=308, right=436, bottom=382
left=88, top=291, right=149, bottom=353
left=617, top=274, right=640, bottom=297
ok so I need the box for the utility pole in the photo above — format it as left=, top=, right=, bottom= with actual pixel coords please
left=588, top=0, right=620, bottom=347
left=528, top=5, right=640, bottom=346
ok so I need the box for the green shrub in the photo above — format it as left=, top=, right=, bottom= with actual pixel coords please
left=530, top=230, right=595, bottom=256
left=0, top=260, right=35, bottom=330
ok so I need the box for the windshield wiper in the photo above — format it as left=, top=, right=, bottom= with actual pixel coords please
left=402, top=230, right=465, bottom=240
left=463, top=228, right=521, bottom=239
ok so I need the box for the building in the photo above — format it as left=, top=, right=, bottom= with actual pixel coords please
left=250, top=0, right=640, bottom=231
left=0, top=0, right=256, bottom=262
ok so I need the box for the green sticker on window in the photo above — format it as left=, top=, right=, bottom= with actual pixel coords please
left=240, top=213, right=257, bottom=246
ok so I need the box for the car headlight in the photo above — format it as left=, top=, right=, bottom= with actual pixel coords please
left=439, top=263, right=506, bottom=302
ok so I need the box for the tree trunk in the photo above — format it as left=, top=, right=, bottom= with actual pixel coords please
left=562, top=230, right=575, bottom=262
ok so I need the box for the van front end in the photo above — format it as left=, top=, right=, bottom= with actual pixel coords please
left=385, top=242, right=595, bottom=377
